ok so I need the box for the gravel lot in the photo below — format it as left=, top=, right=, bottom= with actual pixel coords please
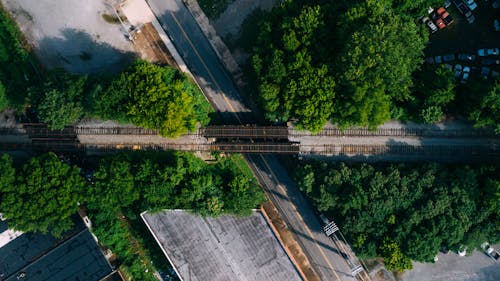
left=401, top=248, right=500, bottom=281
left=1, top=0, right=136, bottom=74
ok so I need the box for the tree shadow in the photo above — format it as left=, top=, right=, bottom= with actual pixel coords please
left=35, top=28, right=136, bottom=75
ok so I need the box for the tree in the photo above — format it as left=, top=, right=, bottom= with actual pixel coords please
left=223, top=174, right=266, bottom=216
left=249, top=0, right=429, bottom=130
left=87, top=155, right=138, bottom=211
left=97, top=61, right=211, bottom=137
left=469, top=82, right=500, bottom=133
left=0, top=81, right=8, bottom=110
left=334, top=1, right=427, bottom=127
left=0, top=153, right=85, bottom=237
left=28, top=71, right=86, bottom=129
left=420, top=105, right=444, bottom=124
left=294, top=160, right=500, bottom=267
left=380, top=238, right=413, bottom=271
left=252, top=4, right=336, bottom=132
left=0, top=154, right=15, bottom=191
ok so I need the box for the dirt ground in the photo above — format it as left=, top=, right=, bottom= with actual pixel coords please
left=133, top=23, right=178, bottom=67
left=0, top=0, right=136, bottom=74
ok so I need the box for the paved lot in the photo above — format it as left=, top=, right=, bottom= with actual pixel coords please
left=1, top=0, right=135, bottom=74
left=142, top=210, right=302, bottom=281
left=401, top=248, right=500, bottom=281
left=426, top=2, right=500, bottom=57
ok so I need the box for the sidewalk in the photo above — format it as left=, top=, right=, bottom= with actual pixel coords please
left=120, top=0, right=189, bottom=74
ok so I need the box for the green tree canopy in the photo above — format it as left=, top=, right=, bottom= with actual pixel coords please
left=249, top=0, right=428, bottom=131
left=0, top=153, right=85, bottom=237
left=96, top=61, right=211, bottom=137
left=28, top=70, right=87, bottom=129
left=334, top=0, right=427, bottom=128
left=294, top=161, right=499, bottom=267
left=468, top=82, right=500, bottom=133
left=251, top=4, right=336, bottom=132
left=0, top=81, right=7, bottom=110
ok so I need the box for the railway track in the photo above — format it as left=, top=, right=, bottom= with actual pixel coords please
left=1, top=142, right=496, bottom=157
left=291, top=127, right=496, bottom=137
left=7, top=123, right=497, bottom=138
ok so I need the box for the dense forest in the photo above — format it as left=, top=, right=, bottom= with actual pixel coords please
left=0, top=152, right=265, bottom=279
left=244, top=0, right=499, bottom=132
left=293, top=160, right=500, bottom=270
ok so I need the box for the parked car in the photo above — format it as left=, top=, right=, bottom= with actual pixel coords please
left=425, top=57, right=435, bottom=64
left=478, top=48, right=500, bottom=56
left=422, top=16, right=438, bottom=33
left=444, top=64, right=453, bottom=71
left=495, top=20, right=500, bottom=32
left=481, top=242, right=500, bottom=261
left=464, top=0, right=478, bottom=11
left=481, top=58, right=500, bottom=65
left=455, top=0, right=472, bottom=17
left=443, top=54, right=456, bottom=62
left=454, top=64, right=463, bottom=78
left=437, top=7, right=454, bottom=25
left=435, top=55, right=443, bottom=64
left=467, top=14, right=476, bottom=24
left=435, top=17, right=446, bottom=29
left=461, top=66, right=470, bottom=83
left=481, top=67, right=491, bottom=79
left=458, top=53, right=476, bottom=62
left=494, top=0, right=500, bottom=8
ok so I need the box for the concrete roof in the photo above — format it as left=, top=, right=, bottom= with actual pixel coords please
left=141, top=210, right=302, bottom=281
left=0, top=221, right=112, bottom=281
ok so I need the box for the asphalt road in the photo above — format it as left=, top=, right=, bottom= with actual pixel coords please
left=147, top=0, right=252, bottom=124
left=147, top=0, right=357, bottom=280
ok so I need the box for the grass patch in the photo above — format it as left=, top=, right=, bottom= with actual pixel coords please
left=229, top=154, right=254, bottom=179
left=197, top=0, right=229, bottom=19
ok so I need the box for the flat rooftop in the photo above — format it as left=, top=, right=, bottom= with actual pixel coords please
left=141, top=210, right=302, bottom=281
left=0, top=221, right=112, bottom=281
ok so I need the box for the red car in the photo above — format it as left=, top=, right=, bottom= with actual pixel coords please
left=435, top=17, right=446, bottom=29
left=437, top=7, right=454, bottom=25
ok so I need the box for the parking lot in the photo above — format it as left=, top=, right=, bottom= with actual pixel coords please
left=401, top=246, right=500, bottom=281
left=0, top=0, right=136, bottom=74
left=426, top=1, right=500, bottom=60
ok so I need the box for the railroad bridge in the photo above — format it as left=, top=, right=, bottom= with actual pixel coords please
left=0, top=123, right=498, bottom=161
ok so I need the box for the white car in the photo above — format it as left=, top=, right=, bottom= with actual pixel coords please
left=422, top=16, right=438, bottom=33
left=464, top=0, right=478, bottom=11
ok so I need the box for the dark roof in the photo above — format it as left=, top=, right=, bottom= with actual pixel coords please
left=0, top=222, right=112, bottom=281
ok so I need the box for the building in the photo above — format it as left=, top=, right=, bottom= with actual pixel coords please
left=0, top=218, right=112, bottom=281
left=141, top=210, right=303, bottom=281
